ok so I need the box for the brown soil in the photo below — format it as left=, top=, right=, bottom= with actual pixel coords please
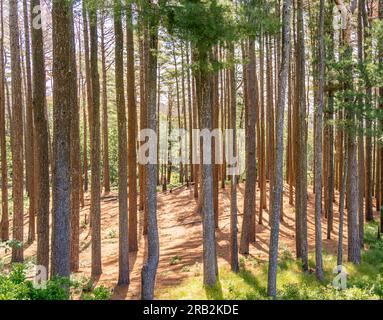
left=2, top=182, right=365, bottom=299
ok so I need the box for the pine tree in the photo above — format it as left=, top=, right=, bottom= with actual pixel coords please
left=89, top=1, right=102, bottom=277
left=294, top=0, right=308, bottom=271
left=267, top=0, right=291, bottom=298
left=114, top=0, right=129, bottom=285
left=51, top=0, right=72, bottom=277
left=23, top=0, right=36, bottom=244
left=314, top=0, right=325, bottom=281
left=31, top=0, right=49, bottom=273
left=0, top=0, right=8, bottom=242
left=69, top=4, right=80, bottom=273
left=240, top=38, right=257, bottom=254
left=141, top=0, right=160, bottom=300
left=127, top=2, right=138, bottom=252
left=9, top=0, right=25, bottom=263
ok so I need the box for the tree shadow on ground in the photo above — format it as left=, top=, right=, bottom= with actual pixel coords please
left=238, top=267, right=268, bottom=296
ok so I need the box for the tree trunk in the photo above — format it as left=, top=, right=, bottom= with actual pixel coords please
left=266, top=34, right=275, bottom=221
left=23, top=0, right=35, bottom=244
left=0, top=0, right=8, bottom=242
left=141, top=1, right=159, bottom=299
left=173, top=42, right=184, bottom=185
left=240, top=39, right=257, bottom=254
left=358, top=0, right=373, bottom=223
left=379, top=0, right=383, bottom=232
left=69, top=4, right=80, bottom=273
left=228, top=43, right=239, bottom=272
left=114, top=0, right=129, bottom=285
left=167, top=89, right=173, bottom=186
left=198, top=49, right=218, bottom=287
left=259, top=33, right=267, bottom=221
left=347, top=135, right=361, bottom=263
left=211, top=48, right=219, bottom=229
left=186, top=42, right=193, bottom=183
left=192, top=59, right=199, bottom=199
left=357, top=0, right=365, bottom=247
left=51, top=0, right=72, bottom=277
left=334, top=0, right=361, bottom=264
left=337, top=136, right=348, bottom=266
left=326, top=92, right=335, bottom=240
left=180, top=42, right=189, bottom=185
left=138, top=15, right=148, bottom=220
left=9, top=0, right=24, bottom=263
left=313, top=0, right=325, bottom=281
left=126, top=3, right=138, bottom=253
left=267, top=0, right=291, bottom=298
left=82, top=1, right=91, bottom=193
left=295, top=0, right=308, bottom=271
left=89, top=4, right=102, bottom=277
left=31, top=0, right=49, bottom=271
left=101, top=14, right=110, bottom=195
left=77, top=22, right=85, bottom=209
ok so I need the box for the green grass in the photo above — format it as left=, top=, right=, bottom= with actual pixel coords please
left=156, top=222, right=383, bottom=300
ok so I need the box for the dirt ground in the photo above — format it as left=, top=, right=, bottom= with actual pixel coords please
left=3, top=182, right=355, bottom=299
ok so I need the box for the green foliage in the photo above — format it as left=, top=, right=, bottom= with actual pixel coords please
left=0, top=240, right=23, bottom=254
left=27, top=277, right=75, bottom=300
left=278, top=283, right=379, bottom=300
left=106, top=229, right=117, bottom=239
left=170, top=255, right=182, bottom=265
left=348, top=275, right=383, bottom=299
left=362, top=222, right=383, bottom=270
left=8, top=263, right=26, bottom=284
left=163, top=0, right=237, bottom=75
left=81, top=285, right=111, bottom=300
left=0, top=264, right=109, bottom=300
left=80, top=124, right=119, bottom=187
left=364, top=221, right=383, bottom=249
left=278, top=245, right=294, bottom=270
left=0, top=276, right=30, bottom=300
left=80, top=277, right=95, bottom=293
left=237, top=0, right=279, bottom=38
left=165, top=0, right=236, bottom=53
left=327, top=13, right=383, bottom=141
left=107, top=126, right=119, bottom=186
left=0, top=264, right=34, bottom=300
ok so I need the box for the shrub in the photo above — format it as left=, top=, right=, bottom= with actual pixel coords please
left=9, top=263, right=27, bottom=284
left=27, top=277, right=75, bottom=300
left=349, top=275, right=383, bottom=299
left=0, top=263, right=107, bottom=300
left=278, top=283, right=310, bottom=300
left=0, top=240, right=22, bottom=254
left=278, top=283, right=379, bottom=300
left=0, top=275, right=30, bottom=300
left=81, top=285, right=111, bottom=300
left=170, top=256, right=182, bottom=265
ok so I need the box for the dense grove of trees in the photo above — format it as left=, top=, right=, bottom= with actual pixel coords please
left=0, top=0, right=382, bottom=300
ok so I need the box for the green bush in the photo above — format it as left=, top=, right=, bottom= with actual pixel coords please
left=278, top=282, right=379, bottom=300
left=349, top=275, right=383, bottom=299
left=0, top=264, right=109, bottom=300
left=81, top=285, right=111, bottom=300
left=27, top=277, right=74, bottom=300
left=0, top=275, right=30, bottom=300
left=8, top=263, right=27, bottom=284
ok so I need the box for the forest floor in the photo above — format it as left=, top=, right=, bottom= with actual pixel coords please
left=4, top=181, right=362, bottom=300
